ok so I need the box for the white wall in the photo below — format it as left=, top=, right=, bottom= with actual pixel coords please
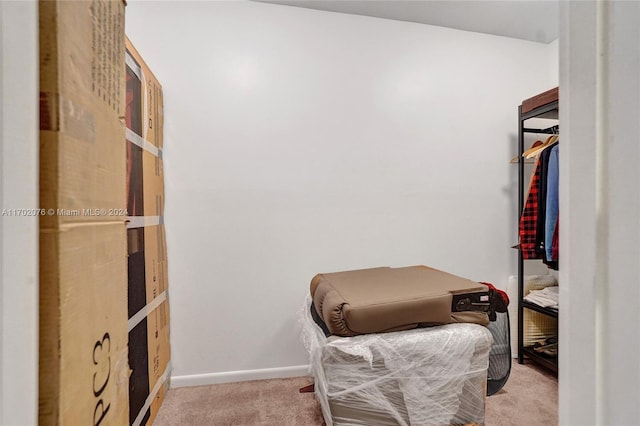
left=547, top=38, right=560, bottom=86
left=126, top=1, right=558, bottom=382
left=559, top=1, right=640, bottom=424
left=0, top=1, right=39, bottom=424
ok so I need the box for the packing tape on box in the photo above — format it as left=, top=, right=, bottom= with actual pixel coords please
left=132, top=363, right=171, bottom=426
left=125, top=52, right=142, bottom=81
left=125, top=48, right=161, bottom=155
left=128, top=290, right=168, bottom=332
left=127, top=215, right=163, bottom=229
left=40, top=92, right=96, bottom=144
left=126, top=127, right=162, bottom=159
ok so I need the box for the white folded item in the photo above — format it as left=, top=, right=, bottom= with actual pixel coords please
left=524, top=286, right=559, bottom=309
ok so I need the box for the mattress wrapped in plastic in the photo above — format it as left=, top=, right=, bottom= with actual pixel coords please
left=301, top=297, right=493, bottom=426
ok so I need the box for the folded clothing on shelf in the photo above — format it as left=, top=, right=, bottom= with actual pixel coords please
left=524, top=286, right=559, bottom=309
left=507, top=275, right=559, bottom=351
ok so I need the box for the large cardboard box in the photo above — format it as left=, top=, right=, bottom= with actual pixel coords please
left=128, top=225, right=168, bottom=317
left=128, top=300, right=171, bottom=425
left=125, top=38, right=164, bottom=218
left=39, top=1, right=129, bottom=425
left=125, top=40, right=164, bottom=152
left=126, top=145, right=165, bottom=218
left=125, top=36, right=170, bottom=426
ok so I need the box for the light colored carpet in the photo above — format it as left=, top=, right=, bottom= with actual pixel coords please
left=153, top=361, right=557, bottom=426
left=485, top=362, right=557, bottom=426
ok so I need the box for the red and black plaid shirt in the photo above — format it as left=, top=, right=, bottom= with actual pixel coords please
left=520, top=158, right=543, bottom=259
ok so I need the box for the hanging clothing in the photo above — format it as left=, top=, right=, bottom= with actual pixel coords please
left=519, top=139, right=560, bottom=266
left=545, top=145, right=559, bottom=262
left=552, top=218, right=559, bottom=261
left=520, top=157, right=543, bottom=259
left=535, top=141, right=559, bottom=256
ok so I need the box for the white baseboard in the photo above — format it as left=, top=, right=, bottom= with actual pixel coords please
left=170, top=364, right=310, bottom=388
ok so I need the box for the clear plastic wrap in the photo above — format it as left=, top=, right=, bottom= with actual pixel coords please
left=300, top=296, right=493, bottom=426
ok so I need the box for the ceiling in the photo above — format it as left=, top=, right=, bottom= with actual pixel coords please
left=256, top=0, right=559, bottom=44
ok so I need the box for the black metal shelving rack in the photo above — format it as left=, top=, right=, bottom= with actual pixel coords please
left=516, top=95, right=559, bottom=374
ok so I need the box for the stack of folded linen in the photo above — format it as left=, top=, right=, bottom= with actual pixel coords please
left=524, top=286, right=559, bottom=309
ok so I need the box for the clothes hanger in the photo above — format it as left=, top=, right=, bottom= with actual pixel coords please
left=522, top=135, right=553, bottom=158
left=525, top=135, right=559, bottom=159
left=521, top=139, right=545, bottom=158
left=525, top=136, right=557, bottom=159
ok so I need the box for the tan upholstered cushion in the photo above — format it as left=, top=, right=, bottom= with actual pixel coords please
left=311, top=265, right=489, bottom=337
